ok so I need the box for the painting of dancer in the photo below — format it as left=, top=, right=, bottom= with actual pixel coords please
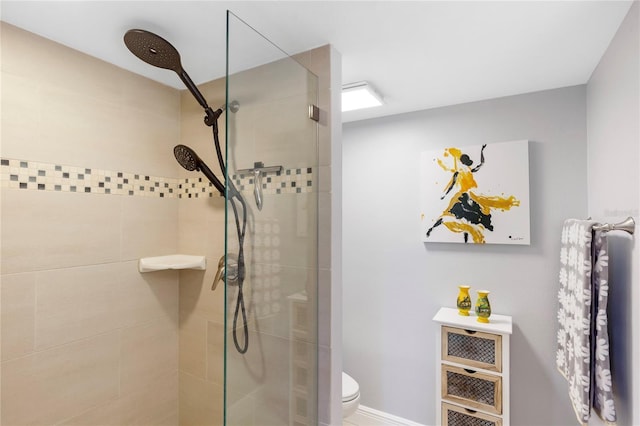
left=420, top=140, right=530, bottom=245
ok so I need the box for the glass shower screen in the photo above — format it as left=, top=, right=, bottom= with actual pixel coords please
left=224, top=11, right=319, bottom=426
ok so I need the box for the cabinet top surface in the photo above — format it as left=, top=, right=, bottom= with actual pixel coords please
left=433, top=307, right=513, bottom=334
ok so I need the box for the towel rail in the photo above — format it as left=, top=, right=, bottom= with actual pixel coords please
left=592, top=216, right=635, bottom=235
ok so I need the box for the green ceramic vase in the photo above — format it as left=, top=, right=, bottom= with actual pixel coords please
left=475, top=290, right=491, bottom=323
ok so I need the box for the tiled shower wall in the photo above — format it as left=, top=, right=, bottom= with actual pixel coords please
left=174, top=46, right=335, bottom=426
left=177, top=72, right=320, bottom=423
left=176, top=77, right=227, bottom=426
left=0, top=23, right=181, bottom=425
left=1, top=21, right=336, bottom=426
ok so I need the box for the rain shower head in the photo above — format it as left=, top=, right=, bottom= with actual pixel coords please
left=124, top=29, right=182, bottom=72
left=124, top=29, right=220, bottom=126
left=174, top=145, right=225, bottom=195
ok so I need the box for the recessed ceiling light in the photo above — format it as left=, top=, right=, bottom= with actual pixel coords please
left=342, top=81, right=384, bottom=112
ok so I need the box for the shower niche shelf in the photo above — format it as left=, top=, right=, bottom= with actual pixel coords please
left=138, top=254, right=206, bottom=273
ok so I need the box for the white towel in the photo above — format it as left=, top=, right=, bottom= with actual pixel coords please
left=557, top=219, right=616, bottom=425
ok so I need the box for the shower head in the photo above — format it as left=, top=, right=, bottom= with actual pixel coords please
left=174, top=145, right=225, bottom=195
left=124, top=29, right=183, bottom=72
left=124, top=29, right=221, bottom=126
left=174, top=144, right=198, bottom=171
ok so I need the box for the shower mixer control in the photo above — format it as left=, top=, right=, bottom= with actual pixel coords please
left=213, top=254, right=239, bottom=291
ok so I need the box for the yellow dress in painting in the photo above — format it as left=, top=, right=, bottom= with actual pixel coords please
left=426, top=145, right=520, bottom=244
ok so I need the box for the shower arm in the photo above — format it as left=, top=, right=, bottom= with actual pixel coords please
left=177, top=70, right=221, bottom=127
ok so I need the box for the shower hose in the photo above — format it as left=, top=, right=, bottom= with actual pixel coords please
left=212, top=118, right=249, bottom=355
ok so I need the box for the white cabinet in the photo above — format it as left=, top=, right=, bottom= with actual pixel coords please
left=433, top=307, right=512, bottom=426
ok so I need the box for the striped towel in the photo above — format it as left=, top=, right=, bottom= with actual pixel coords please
left=556, top=219, right=616, bottom=425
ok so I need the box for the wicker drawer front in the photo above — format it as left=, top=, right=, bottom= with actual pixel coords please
left=442, top=326, right=502, bottom=372
left=442, top=365, right=502, bottom=415
left=442, top=403, right=502, bottom=426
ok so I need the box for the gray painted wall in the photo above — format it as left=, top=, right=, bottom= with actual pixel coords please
left=342, top=86, right=587, bottom=425
left=587, top=3, right=639, bottom=425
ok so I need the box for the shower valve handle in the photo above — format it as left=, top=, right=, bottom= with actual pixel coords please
left=212, top=255, right=225, bottom=291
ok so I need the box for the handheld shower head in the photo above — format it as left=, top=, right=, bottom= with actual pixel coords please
left=174, top=145, right=225, bottom=195
left=124, top=29, right=220, bottom=126
left=174, top=144, right=198, bottom=171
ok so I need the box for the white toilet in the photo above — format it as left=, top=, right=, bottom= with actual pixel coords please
left=342, top=372, right=360, bottom=418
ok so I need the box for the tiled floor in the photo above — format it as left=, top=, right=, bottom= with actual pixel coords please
left=343, top=411, right=400, bottom=426
left=342, top=409, right=423, bottom=426
left=343, top=413, right=365, bottom=426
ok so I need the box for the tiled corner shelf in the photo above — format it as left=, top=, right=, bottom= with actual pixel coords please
left=138, top=255, right=206, bottom=273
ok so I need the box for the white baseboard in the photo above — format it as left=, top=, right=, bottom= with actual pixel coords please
left=346, top=404, right=427, bottom=426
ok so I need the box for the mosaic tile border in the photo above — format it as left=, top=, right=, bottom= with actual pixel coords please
left=0, top=158, right=314, bottom=199
left=232, top=167, right=314, bottom=196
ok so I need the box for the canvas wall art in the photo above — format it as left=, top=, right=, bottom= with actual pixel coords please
left=420, top=140, right=530, bottom=245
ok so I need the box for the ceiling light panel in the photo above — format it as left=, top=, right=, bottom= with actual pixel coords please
left=342, top=82, right=384, bottom=112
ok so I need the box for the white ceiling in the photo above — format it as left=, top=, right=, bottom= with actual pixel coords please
left=0, top=1, right=633, bottom=123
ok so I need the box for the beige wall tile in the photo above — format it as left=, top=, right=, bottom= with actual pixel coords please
left=179, top=269, right=225, bottom=322
left=246, top=264, right=316, bottom=342
left=125, top=371, right=178, bottom=426
left=1, top=331, right=120, bottom=426
left=297, top=45, right=330, bottom=91
left=318, top=165, right=331, bottom=193
left=235, top=94, right=317, bottom=169
left=317, top=267, right=332, bottom=348
left=303, top=45, right=332, bottom=168
left=178, top=197, right=222, bottom=255
left=1, top=22, right=181, bottom=176
left=224, top=326, right=265, bottom=404
left=118, top=261, right=179, bottom=328
left=156, top=411, right=180, bottom=426
left=120, top=317, right=178, bottom=396
left=34, top=264, right=122, bottom=350
left=247, top=193, right=317, bottom=270
left=0, top=273, right=36, bottom=361
left=226, top=392, right=257, bottom=426
left=123, top=73, right=182, bottom=120
left=59, top=371, right=178, bottom=426
left=257, top=332, right=295, bottom=410
left=179, top=310, right=207, bottom=378
left=0, top=72, right=41, bottom=158
left=1, top=23, right=52, bottom=83
left=1, top=22, right=331, bottom=426
left=228, top=56, right=309, bottom=111
left=32, top=82, right=179, bottom=177
left=179, top=371, right=223, bottom=426
left=225, top=332, right=297, bottom=424
left=318, top=191, right=332, bottom=270
left=121, top=196, right=179, bottom=261
left=206, top=320, right=224, bottom=385
left=1, top=190, right=121, bottom=274
left=1, top=23, right=121, bottom=104
left=119, top=109, right=181, bottom=177
left=38, top=85, right=125, bottom=165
